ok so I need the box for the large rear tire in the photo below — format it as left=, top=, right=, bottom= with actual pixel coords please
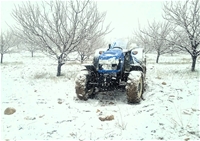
left=126, top=71, right=144, bottom=103
left=75, top=70, right=94, bottom=100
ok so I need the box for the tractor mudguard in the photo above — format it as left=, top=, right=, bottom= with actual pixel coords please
left=130, top=64, right=145, bottom=73
left=83, top=64, right=97, bottom=73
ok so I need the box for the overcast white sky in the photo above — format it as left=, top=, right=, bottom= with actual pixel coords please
left=0, top=0, right=164, bottom=41
left=97, top=0, right=164, bottom=41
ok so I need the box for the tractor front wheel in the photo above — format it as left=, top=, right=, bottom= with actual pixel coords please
left=126, top=71, right=144, bottom=103
left=75, top=70, right=94, bottom=100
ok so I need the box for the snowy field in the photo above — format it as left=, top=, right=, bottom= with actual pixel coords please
left=1, top=52, right=200, bottom=140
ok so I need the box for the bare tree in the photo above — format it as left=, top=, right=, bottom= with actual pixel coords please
left=23, top=42, right=40, bottom=57
left=0, top=30, right=18, bottom=63
left=163, top=0, right=200, bottom=71
left=12, top=0, right=110, bottom=76
left=14, top=30, right=41, bottom=57
left=135, top=21, right=174, bottom=63
left=131, top=32, right=153, bottom=53
left=77, top=36, right=106, bottom=63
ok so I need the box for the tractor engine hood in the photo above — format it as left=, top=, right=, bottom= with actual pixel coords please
left=98, top=49, right=124, bottom=73
left=99, top=49, right=123, bottom=60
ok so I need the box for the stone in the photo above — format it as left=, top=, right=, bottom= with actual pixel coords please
left=4, top=107, right=16, bottom=115
left=99, top=115, right=114, bottom=121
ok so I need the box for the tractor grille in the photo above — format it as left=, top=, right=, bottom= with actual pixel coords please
left=99, top=58, right=119, bottom=70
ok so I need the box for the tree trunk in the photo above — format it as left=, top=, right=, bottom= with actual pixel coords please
left=57, top=54, right=65, bottom=76
left=1, top=53, right=3, bottom=64
left=31, top=51, right=33, bottom=57
left=80, top=55, right=84, bottom=64
left=81, top=58, right=83, bottom=64
left=57, top=63, right=63, bottom=76
left=191, top=55, right=197, bottom=71
left=156, top=53, right=160, bottom=63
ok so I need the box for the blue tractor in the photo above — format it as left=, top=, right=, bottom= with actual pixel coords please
left=75, top=40, right=146, bottom=103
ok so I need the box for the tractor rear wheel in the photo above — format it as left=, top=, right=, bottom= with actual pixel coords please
left=75, top=70, right=94, bottom=100
left=126, top=71, right=144, bottom=103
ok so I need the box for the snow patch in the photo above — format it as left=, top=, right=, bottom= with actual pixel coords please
left=1, top=52, right=199, bottom=140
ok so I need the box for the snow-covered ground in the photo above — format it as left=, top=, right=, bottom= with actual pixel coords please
left=1, top=52, right=200, bottom=140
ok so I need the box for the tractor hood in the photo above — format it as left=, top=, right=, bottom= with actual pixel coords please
left=99, top=49, right=123, bottom=60
left=98, top=49, right=124, bottom=74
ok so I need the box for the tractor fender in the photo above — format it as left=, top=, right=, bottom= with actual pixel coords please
left=130, top=64, right=145, bottom=73
left=82, top=64, right=97, bottom=73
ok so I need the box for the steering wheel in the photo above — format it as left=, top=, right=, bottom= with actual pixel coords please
left=113, top=46, right=123, bottom=50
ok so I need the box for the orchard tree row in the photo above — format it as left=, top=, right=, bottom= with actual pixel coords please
left=132, top=0, right=200, bottom=71
left=0, top=0, right=110, bottom=76
left=1, top=0, right=199, bottom=74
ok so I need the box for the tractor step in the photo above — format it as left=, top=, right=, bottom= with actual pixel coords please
left=119, top=81, right=126, bottom=86
left=89, top=82, right=98, bottom=85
